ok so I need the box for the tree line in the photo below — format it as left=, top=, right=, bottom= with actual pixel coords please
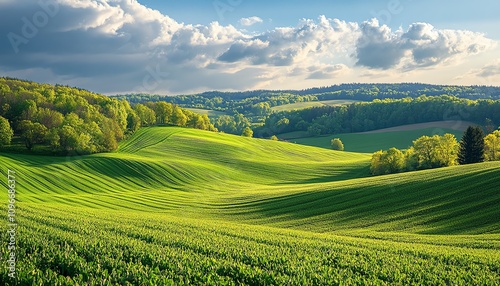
left=255, top=95, right=500, bottom=137
left=370, top=126, right=500, bottom=175
left=114, top=84, right=500, bottom=137
left=0, top=78, right=216, bottom=154
left=115, top=92, right=317, bottom=126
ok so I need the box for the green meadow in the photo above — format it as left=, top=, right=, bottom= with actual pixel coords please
left=183, top=108, right=226, bottom=117
left=293, top=127, right=465, bottom=152
left=1, top=127, right=499, bottom=285
left=270, top=100, right=360, bottom=112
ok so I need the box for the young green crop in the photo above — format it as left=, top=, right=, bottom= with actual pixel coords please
left=0, top=126, right=499, bottom=285
left=1, top=205, right=499, bottom=285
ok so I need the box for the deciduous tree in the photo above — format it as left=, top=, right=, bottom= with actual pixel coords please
left=484, top=130, right=500, bottom=161
left=0, top=115, right=13, bottom=146
left=171, top=106, right=188, bottom=127
left=330, top=138, right=344, bottom=151
left=154, top=102, right=173, bottom=124
left=134, top=104, right=156, bottom=126
left=242, top=127, right=253, bottom=137
left=59, top=125, right=79, bottom=151
left=18, top=120, right=48, bottom=150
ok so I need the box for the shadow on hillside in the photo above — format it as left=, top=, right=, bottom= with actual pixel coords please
left=238, top=166, right=500, bottom=234
left=278, top=166, right=371, bottom=185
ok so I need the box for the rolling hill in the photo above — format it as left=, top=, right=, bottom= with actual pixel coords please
left=2, top=126, right=499, bottom=232
left=1, top=126, right=499, bottom=284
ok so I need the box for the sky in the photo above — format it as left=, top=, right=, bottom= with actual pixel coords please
left=0, top=0, right=499, bottom=95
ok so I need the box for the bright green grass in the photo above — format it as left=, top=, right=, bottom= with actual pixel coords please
left=2, top=205, right=498, bottom=285
left=183, top=108, right=226, bottom=117
left=294, top=127, right=465, bottom=152
left=0, top=126, right=499, bottom=284
left=1, top=126, right=498, bottom=233
left=271, top=100, right=360, bottom=112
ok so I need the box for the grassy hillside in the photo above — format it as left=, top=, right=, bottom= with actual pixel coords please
left=2, top=126, right=498, bottom=232
left=184, top=107, right=226, bottom=117
left=271, top=99, right=360, bottom=112
left=0, top=127, right=370, bottom=210
left=1, top=126, right=499, bottom=284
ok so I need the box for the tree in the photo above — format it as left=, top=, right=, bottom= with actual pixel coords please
left=252, top=102, right=271, bottom=116
left=330, top=138, right=344, bottom=151
left=484, top=130, right=500, bottom=161
left=403, top=147, right=418, bottom=171
left=45, top=128, right=60, bottom=150
left=242, top=127, right=253, bottom=137
left=383, top=148, right=405, bottom=173
left=412, top=134, right=458, bottom=169
left=0, top=115, right=13, bottom=146
left=307, top=123, right=322, bottom=136
left=370, top=150, right=384, bottom=175
left=154, top=102, right=173, bottom=124
left=458, top=126, right=485, bottom=164
left=190, top=114, right=207, bottom=130
left=76, top=133, right=93, bottom=154
left=275, top=118, right=290, bottom=133
left=215, top=115, right=237, bottom=134
left=18, top=120, right=48, bottom=150
left=413, top=135, right=438, bottom=169
left=100, top=118, right=120, bottom=151
left=171, top=106, right=187, bottom=127
left=370, top=148, right=405, bottom=175
left=134, top=104, right=156, bottom=126
left=435, top=133, right=459, bottom=167
left=36, top=108, right=64, bottom=129
left=59, top=125, right=79, bottom=151
left=126, top=110, right=141, bottom=132
left=270, top=135, right=279, bottom=141
left=371, top=134, right=458, bottom=175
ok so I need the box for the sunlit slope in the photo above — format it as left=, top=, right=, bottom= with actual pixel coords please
left=0, top=127, right=370, bottom=208
left=119, top=127, right=369, bottom=177
left=5, top=204, right=499, bottom=285
left=1, top=126, right=499, bottom=234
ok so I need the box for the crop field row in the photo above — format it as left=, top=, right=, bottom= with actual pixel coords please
left=1, top=205, right=499, bottom=285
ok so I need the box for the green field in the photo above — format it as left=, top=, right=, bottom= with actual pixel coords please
left=293, top=127, right=465, bottom=153
left=1, top=127, right=499, bottom=285
left=271, top=100, right=360, bottom=112
left=183, top=108, right=226, bottom=117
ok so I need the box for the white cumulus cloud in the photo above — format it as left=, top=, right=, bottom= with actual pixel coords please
left=239, top=16, right=263, bottom=27
left=356, top=19, right=496, bottom=70
left=0, top=1, right=497, bottom=94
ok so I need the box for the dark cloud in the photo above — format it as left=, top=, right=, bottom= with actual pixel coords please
left=355, top=19, right=405, bottom=69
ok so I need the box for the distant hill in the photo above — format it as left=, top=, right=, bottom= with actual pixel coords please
left=113, top=83, right=500, bottom=136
